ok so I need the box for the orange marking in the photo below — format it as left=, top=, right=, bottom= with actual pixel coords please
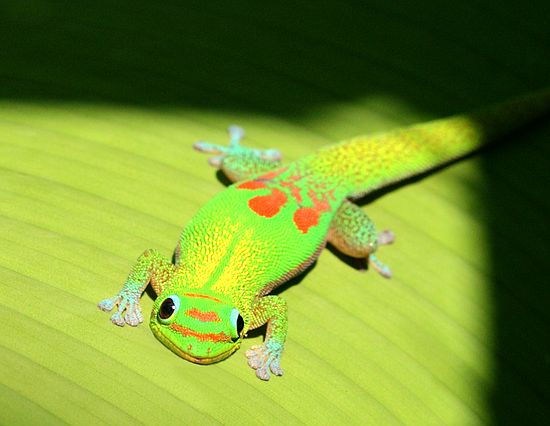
left=258, top=168, right=287, bottom=180
left=293, top=207, right=321, bottom=234
left=237, top=181, right=267, bottom=190
left=248, top=188, right=288, bottom=218
left=170, top=323, right=231, bottom=343
left=236, top=168, right=334, bottom=232
left=183, top=293, right=222, bottom=303
left=308, top=188, right=331, bottom=212
left=281, top=181, right=303, bottom=203
left=186, top=308, right=222, bottom=323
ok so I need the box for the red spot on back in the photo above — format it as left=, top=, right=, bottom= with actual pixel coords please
left=308, top=188, right=331, bottom=212
left=258, top=168, right=287, bottom=180
left=235, top=168, right=336, bottom=232
left=291, top=188, right=335, bottom=233
left=293, top=207, right=321, bottom=233
left=248, top=188, right=288, bottom=218
left=281, top=181, right=303, bottom=203
left=237, top=181, right=268, bottom=190
left=186, top=308, right=222, bottom=323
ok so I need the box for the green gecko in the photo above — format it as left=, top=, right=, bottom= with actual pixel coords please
left=99, top=90, right=550, bottom=380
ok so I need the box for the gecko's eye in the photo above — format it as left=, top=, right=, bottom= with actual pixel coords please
left=158, top=295, right=180, bottom=323
left=229, top=308, right=245, bottom=342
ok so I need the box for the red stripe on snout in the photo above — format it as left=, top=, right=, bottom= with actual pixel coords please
left=186, top=308, right=221, bottom=323
left=170, top=323, right=231, bottom=343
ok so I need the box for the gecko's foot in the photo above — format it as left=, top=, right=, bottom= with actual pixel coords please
left=98, top=290, right=144, bottom=327
left=245, top=341, right=284, bottom=381
left=378, top=229, right=395, bottom=246
left=193, top=125, right=281, bottom=168
left=368, top=253, right=392, bottom=279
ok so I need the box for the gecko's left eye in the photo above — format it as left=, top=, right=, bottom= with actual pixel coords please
left=158, top=295, right=180, bottom=323
left=229, top=308, right=245, bottom=342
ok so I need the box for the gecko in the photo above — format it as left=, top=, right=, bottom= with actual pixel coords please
left=98, top=89, right=550, bottom=380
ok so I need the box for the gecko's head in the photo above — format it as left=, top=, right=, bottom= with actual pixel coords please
left=149, top=292, right=246, bottom=364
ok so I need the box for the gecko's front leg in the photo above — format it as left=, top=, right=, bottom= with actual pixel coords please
left=245, top=296, right=288, bottom=381
left=98, top=249, right=175, bottom=326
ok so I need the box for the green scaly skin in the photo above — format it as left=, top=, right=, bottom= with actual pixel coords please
left=99, top=90, right=550, bottom=380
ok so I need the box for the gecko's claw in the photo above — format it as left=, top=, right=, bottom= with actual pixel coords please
left=194, top=125, right=282, bottom=169
left=207, top=155, right=225, bottom=168
left=368, top=253, right=392, bottom=278
left=97, top=295, right=119, bottom=312
left=228, top=125, right=245, bottom=145
left=193, top=141, right=228, bottom=155
left=258, top=148, right=282, bottom=162
left=377, top=230, right=395, bottom=246
left=123, top=300, right=144, bottom=326
left=192, top=124, right=245, bottom=156
left=245, top=341, right=284, bottom=381
left=98, top=291, right=144, bottom=327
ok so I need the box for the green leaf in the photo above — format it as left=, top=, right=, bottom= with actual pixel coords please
left=1, top=1, right=549, bottom=424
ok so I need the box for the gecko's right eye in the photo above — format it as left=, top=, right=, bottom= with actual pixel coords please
left=229, top=308, right=245, bottom=342
left=158, top=295, right=180, bottom=323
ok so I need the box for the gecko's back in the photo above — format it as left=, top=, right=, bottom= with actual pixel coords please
left=174, top=163, right=345, bottom=307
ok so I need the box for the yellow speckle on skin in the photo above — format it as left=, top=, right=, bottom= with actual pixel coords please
left=178, top=220, right=240, bottom=289
left=211, top=228, right=269, bottom=297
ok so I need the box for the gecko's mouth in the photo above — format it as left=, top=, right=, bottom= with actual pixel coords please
left=150, top=322, right=240, bottom=364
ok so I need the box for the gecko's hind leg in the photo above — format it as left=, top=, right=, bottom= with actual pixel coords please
left=328, top=200, right=394, bottom=278
left=194, top=125, right=283, bottom=182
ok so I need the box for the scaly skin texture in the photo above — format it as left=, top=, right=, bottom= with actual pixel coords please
left=99, top=90, right=550, bottom=380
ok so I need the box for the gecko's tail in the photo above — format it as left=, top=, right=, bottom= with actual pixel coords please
left=307, top=88, right=550, bottom=199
